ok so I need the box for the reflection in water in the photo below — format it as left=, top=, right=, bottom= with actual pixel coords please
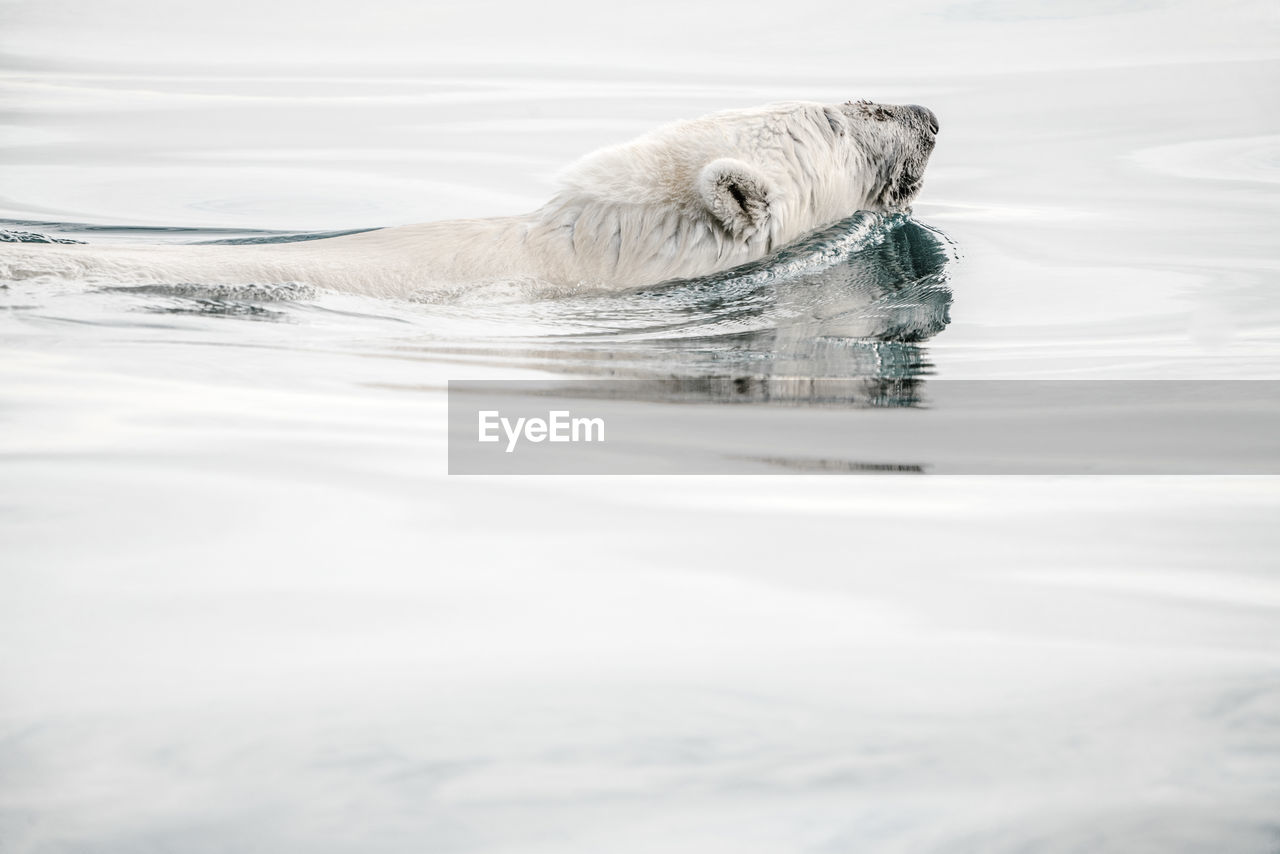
left=757, top=214, right=953, bottom=405
left=404, top=213, right=955, bottom=406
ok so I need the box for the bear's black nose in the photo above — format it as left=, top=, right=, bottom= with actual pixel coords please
left=906, top=104, right=939, bottom=135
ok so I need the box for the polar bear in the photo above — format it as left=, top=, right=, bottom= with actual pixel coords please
left=0, top=100, right=938, bottom=300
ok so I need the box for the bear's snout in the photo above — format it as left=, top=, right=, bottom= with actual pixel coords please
left=905, top=105, right=940, bottom=135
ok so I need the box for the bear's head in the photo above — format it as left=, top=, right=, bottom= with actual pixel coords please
left=556, top=100, right=938, bottom=256
left=837, top=99, right=939, bottom=212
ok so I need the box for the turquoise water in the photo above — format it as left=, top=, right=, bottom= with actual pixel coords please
left=2, top=1, right=1279, bottom=851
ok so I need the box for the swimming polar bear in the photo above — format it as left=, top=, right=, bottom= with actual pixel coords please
left=0, top=100, right=938, bottom=300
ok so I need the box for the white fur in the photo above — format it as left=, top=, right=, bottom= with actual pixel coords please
left=0, top=101, right=936, bottom=300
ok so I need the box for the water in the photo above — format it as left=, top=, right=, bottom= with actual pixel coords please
left=2, top=1, right=1280, bottom=851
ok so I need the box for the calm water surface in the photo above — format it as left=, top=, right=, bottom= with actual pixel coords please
left=2, top=1, right=1279, bottom=852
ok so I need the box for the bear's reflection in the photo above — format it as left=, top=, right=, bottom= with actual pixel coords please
left=504, top=215, right=955, bottom=407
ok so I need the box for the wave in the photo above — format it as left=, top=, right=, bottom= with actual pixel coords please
left=391, top=212, right=956, bottom=391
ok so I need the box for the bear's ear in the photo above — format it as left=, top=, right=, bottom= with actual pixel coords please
left=696, top=158, right=773, bottom=240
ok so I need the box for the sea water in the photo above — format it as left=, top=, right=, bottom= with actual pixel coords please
left=2, top=1, right=1279, bottom=851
